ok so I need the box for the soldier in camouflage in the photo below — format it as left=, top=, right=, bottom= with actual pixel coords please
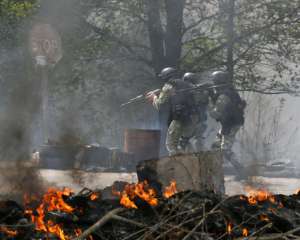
left=209, top=71, right=246, bottom=176
left=146, top=68, right=205, bottom=155
left=182, top=72, right=210, bottom=152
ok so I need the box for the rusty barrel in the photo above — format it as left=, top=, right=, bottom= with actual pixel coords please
left=124, top=129, right=161, bottom=162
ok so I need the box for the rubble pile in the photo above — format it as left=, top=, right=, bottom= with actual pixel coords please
left=1, top=182, right=300, bottom=240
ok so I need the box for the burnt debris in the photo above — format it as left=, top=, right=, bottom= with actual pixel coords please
left=1, top=184, right=300, bottom=239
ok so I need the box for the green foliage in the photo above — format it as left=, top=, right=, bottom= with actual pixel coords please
left=232, top=0, right=300, bottom=91
left=0, top=0, right=39, bottom=45
left=181, top=36, right=221, bottom=72
left=78, top=0, right=300, bottom=94
left=0, top=0, right=37, bottom=19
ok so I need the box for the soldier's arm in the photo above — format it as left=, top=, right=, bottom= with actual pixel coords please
left=152, top=83, right=174, bottom=110
left=210, top=94, right=231, bottom=121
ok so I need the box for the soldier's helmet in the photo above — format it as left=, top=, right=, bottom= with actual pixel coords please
left=183, top=72, right=197, bottom=84
left=158, top=67, right=177, bottom=81
left=211, top=71, right=230, bottom=84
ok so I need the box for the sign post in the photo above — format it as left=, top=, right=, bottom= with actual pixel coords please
left=29, top=24, right=62, bottom=143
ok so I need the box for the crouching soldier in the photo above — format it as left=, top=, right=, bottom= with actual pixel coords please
left=146, top=68, right=200, bottom=155
left=209, top=71, right=247, bottom=178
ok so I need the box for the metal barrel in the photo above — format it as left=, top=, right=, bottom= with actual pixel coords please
left=124, top=129, right=161, bottom=162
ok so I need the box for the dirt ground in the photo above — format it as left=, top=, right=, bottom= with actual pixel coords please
left=1, top=169, right=300, bottom=196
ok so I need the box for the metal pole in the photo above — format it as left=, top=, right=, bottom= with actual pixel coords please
left=36, top=56, right=49, bottom=143
left=41, top=66, right=49, bottom=143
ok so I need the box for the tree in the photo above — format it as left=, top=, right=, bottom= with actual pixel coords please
left=82, top=0, right=204, bottom=73
left=183, top=0, right=300, bottom=93
left=228, top=0, right=300, bottom=92
left=82, top=0, right=300, bottom=92
left=1, top=0, right=298, bottom=146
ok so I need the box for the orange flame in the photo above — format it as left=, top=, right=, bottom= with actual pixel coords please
left=113, top=181, right=158, bottom=209
left=242, top=228, right=249, bottom=237
left=120, top=193, right=138, bottom=209
left=244, top=186, right=286, bottom=209
left=25, top=188, right=74, bottom=240
left=90, top=193, right=99, bottom=201
left=260, top=214, right=269, bottom=222
left=0, top=226, right=18, bottom=237
left=244, top=187, right=276, bottom=205
left=163, top=180, right=178, bottom=199
left=227, top=223, right=233, bottom=234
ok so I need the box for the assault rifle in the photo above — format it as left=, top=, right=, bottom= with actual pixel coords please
left=120, top=82, right=247, bottom=178
left=120, top=89, right=161, bottom=108
left=120, top=82, right=230, bottom=108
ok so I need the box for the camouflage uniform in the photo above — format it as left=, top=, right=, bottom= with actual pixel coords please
left=154, top=79, right=206, bottom=155
left=191, top=88, right=210, bottom=151
left=182, top=72, right=210, bottom=152
left=211, top=86, right=245, bottom=147
left=210, top=85, right=246, bottom=176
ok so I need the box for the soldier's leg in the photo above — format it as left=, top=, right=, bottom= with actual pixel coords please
left=211, top=128, right=222, bottom=151
left=178, top=114, right=205, bottom=153
left=221, top=125, right=240, bottom=151
left=222, top=124, right=247, bottom=179
left=166, top=120, right=184, bottom=155
left=191, top=122, right=207, bottom=152
left=178, top=119, right=198, bottom=153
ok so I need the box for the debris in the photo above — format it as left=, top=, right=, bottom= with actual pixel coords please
left=1, top=185, right=300, bottom=239
left=73, top=208, right=124, bottom=240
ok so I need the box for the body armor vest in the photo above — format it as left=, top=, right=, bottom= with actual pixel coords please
left=168, top=79, right=196, bottom=122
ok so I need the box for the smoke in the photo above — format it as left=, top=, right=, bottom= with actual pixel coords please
left=0, top=59, right=45, bottom=197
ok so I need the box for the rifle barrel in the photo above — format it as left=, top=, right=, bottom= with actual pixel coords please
left=120, top=89, right=161, bottom=108
left=120, top=85, right=227, bottom=108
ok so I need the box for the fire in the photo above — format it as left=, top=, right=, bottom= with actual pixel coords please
left=0, top=226, right=18, bottom=237
left=260, top=214, right=269, bottom=221
left=120, top=193, right=138, bottom=209
left=113, top=181, right=158, bottom=209
left=163, top=180, right=178, bottom=198
left=242, top=228, right=249, bottom=237
left=113, top=180, right=180, bottom=209
left=244, top=186, right=276, bottom=205
left=25, top=188, right=75, bottom=240
left=90, top=192, right=99, bottom=201
left=247, top=190, right=270, bottom=204
left=227, top=222, right=233, bottom=234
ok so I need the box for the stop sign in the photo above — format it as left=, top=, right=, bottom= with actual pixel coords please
left=29, top=23, right=62, bottom=65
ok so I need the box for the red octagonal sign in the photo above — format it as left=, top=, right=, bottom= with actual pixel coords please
left=29, top=23, right=62, bottom=65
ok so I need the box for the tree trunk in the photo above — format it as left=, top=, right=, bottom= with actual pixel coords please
left=226, top=0, right=235, bottom=80
left=145, top=0, right=165, bottom=73
left=137, top=152, right=225, bottom=195
left=164, top=0, right=185, bottom=68
left=144, top=0, right=186, bottom=156
left=145, top=0, right=185, bottom=71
